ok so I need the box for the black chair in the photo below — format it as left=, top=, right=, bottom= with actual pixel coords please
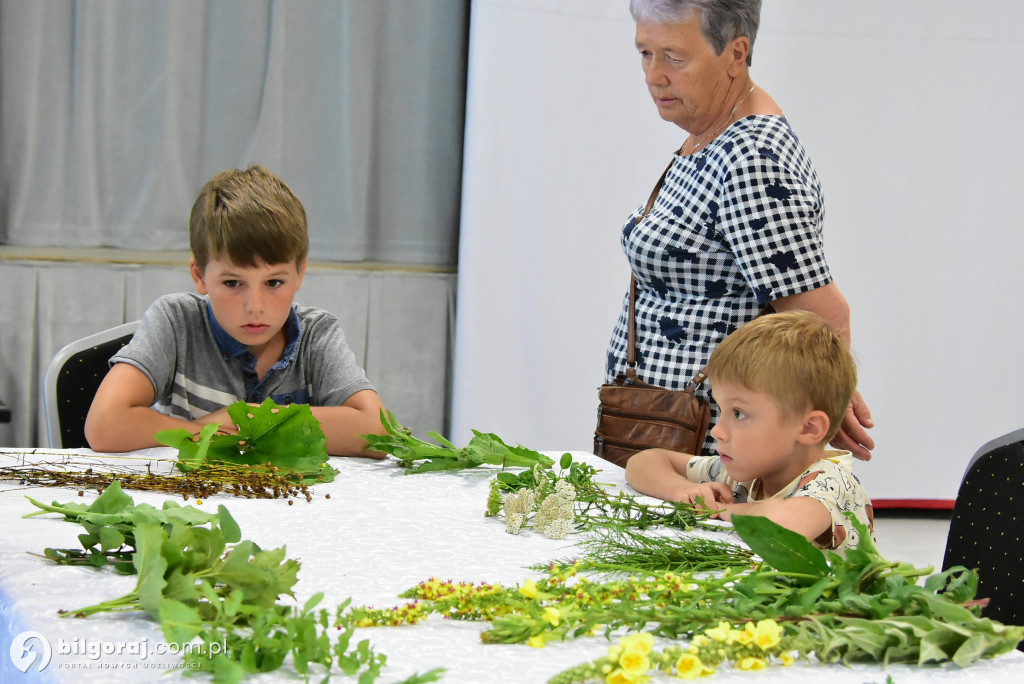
left=942, top=427, right=1024, bottom=645
left=43, top=322, right=139, bottom=448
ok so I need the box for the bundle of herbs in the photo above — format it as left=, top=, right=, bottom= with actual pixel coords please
left=484, top=453, right=754, bottom=572
left=362, top=409, right=554, bottom=473
left=157, top=398, right=338, bottom=485
left=1, top=455, right=323, bottom=502
left=23, top=482, right=443, bottom=683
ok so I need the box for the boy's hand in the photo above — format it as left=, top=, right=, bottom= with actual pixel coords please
left=674, top=481, right=733, bottom=507
left=195, top=407, right=239, bottom=436
left=707, top=502, right=735, bottom=521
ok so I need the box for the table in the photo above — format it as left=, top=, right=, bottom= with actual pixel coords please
left=2, top=448, right=1022, bottom=683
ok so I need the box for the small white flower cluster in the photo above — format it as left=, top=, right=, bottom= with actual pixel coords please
left=502, top=478, right=577, bottom=538
left=503, top=488, right=536, bottom=535
left=534, top=480, right=576, bottom=539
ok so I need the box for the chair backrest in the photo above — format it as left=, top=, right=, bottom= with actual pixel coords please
left=942, top=427, right=1024, bottom=642
left=43, top=321, right=140, bottom=449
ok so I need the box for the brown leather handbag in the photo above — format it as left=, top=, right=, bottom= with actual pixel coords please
left=594, top=275, right=711, bottom=467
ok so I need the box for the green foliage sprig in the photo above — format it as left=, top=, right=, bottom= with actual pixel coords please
left=24, top=482, right=443, bottom=684
left=554, top=524, right=755, bottom=575
left=362, top=409, right=554, bottom=473
left=157, top=398, right=337, bottom=485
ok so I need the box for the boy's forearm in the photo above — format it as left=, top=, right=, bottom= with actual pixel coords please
left=85, top=407, right=199, bottom=453
left=624, top=449, right=693, bottom=500
left=718, top=498, right=830, bottom=544
left=309, top=403, right=387, bottom=458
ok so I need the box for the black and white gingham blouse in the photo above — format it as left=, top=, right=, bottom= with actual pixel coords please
left=605, top=115, right=833, bottom=455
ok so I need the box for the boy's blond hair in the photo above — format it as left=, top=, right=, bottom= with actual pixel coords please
left=189, top=165, right=309, bottom=271
left=705, top=311, right=856, bottom=444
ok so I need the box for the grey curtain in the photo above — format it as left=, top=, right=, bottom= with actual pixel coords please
left=0, top=0, right=468, bottom=265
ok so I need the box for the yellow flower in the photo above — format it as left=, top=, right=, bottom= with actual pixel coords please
left=605, top=668, right=647, bottom=684
left=543, top=606, right=561, bottom=626
left=689, top=635, right=711, bottom=650
left=618, top=649, right=650, bottom=677
left=674, top=653, right=705, bottom=680
left=527, top=635, right=545, bottom=648
left=607, top=644, right=623, bottom=660
left=737, top=657, right=768, bottom=671
left=780, top=652, right=795, bottom=667
left=705, top=621, right=733, bottom=643
left=734, top=623, right=755, bottom=645
left=620, top=631, right=655, bottom=656
left=604, top=668, right=629, bottom=684
left=519, top=579, right=539, bottom=598
left=753, top=619, right=782, bottom=650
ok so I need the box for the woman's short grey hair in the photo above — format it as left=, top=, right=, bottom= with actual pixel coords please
left=629, top=0, right=761, bottom=66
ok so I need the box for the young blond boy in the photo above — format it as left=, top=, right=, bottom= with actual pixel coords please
left=85, top=165, right=386, bottom=457
left=625, top=311, right=874, bottom=552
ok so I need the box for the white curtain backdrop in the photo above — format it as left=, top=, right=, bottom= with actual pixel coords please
left=0, top=0, right=468, bottom=264
left=452, top=0, right=1024, bottom=501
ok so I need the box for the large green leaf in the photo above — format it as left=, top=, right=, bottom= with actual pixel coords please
left=158, top=399, right=336, bottom=483
left=731, top=514, right=829, bottom=581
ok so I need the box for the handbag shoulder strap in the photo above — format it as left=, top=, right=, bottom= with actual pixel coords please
left=626, top=161, right=673, bottom=376
left=626, top=157, right=774, bottom=387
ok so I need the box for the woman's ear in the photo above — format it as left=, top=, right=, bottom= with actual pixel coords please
left=189, top=258, right=208, bottom=295
left=797, top=410, right=831, bottom=445
left=725, top=36, right=750, bottom=77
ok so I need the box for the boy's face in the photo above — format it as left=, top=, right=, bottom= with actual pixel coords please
left=190, top=255, right=306, bottom=355
left=709, top=378, right=812, bottom=491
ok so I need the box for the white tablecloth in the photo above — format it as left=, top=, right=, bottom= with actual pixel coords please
left=1, top=448, right=1021, bottom=683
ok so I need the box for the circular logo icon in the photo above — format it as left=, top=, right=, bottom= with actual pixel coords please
left=9, top=631, right=52, bottom=673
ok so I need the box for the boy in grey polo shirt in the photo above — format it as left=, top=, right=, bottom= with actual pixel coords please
left=85, top=165, right=387, bottom=457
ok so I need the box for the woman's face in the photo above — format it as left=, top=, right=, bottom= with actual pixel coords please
left=635, top=14, right=739, bottom=134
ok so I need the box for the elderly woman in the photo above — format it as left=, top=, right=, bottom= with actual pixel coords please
left=605, top=0, right=874, bottom=459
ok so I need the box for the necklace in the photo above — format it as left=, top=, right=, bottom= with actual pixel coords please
left=680, top=83, right=756, bottom=156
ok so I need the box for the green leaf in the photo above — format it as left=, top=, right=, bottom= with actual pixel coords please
left=919, top=627, right=962, bottom=664
left=158, top=598, right=204, bottom=645
left=132, top=521, right=171, bottom=618
left=918, top=593, right=981, bottom=623
left=426, top=431, right=459, bottom=450
left=98, top=526, right=125, bottom=552
left=172, top=525, right=226, bottom=573
left=217, top=505, right=242, bottom=544
left=951, top=634, right=989, bottom=667
left=211, top=653, right=246, bottom=684
left=157, top=424, right=219, bottom=471
left=732, top=514, right=829, bottom=580
left=303, top=592, right=325, bottom=613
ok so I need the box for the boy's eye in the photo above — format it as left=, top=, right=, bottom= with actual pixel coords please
left=266, top=279, right=285, bottom=288
left=223, top=279, right=241, bottom=288
left=732, top=408, right=746, bottom=420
